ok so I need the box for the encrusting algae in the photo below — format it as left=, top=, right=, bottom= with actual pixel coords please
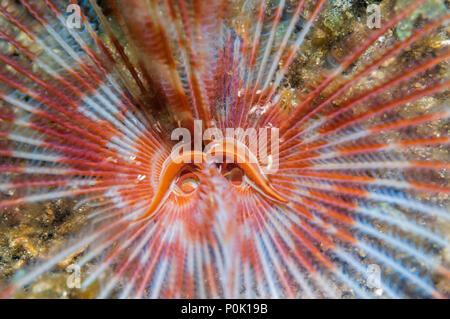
left=0, top=0, right=449, bottom=298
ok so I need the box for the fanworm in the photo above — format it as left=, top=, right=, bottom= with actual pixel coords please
left=0, top=0, right=449, bottom=298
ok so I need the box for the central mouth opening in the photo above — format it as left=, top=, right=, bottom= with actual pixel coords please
left=174, top=161, right=246, bottom=196
left=173, top=168, right=200, bottom=195
left=135, top=139, right=287, bottom=222
left=220, top=163, right=245, bottom=186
